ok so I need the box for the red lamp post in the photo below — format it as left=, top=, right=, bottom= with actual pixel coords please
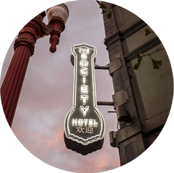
left=0, top=4, right=69, bottom=127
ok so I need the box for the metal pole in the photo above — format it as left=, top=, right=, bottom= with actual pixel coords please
left=0, top=12, right=46, bottom=127
left=108, top=111, right=117, bottom=113
left=97, top=101, right=114, bottom=106
left=95, top=66, right=109, bottom=70
left=1, top=5, right=67, bottom=127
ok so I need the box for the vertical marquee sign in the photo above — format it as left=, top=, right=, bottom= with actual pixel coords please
left=64, top=43, right=105, bottom=155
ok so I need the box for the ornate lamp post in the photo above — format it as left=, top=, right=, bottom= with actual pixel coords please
left=1, top=4, right=69, bottom=127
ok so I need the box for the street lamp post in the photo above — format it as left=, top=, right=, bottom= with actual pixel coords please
left=1, top=4, right=69, bottom=127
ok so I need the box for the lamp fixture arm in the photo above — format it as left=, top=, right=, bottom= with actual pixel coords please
left=35, top=12, right=66, bottom=53
left=34, top=12, right=54, bottom=38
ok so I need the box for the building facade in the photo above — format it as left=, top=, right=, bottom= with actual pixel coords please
left=102, top=2, right=173, bottom=165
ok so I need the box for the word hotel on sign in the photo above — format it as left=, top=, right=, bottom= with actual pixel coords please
left=79, top=48, right=90, bottom=117
left=72, top=118, right=98, bottom=128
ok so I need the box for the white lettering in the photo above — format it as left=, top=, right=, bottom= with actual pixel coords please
left=82, top=76, right=86, bottom=84
left=84, top=119, right=88, bottom=127
left=80, top=67, right=88, bottom=76
left=81, top=85, right=88, bottom=95
left=71, top=118, right=98, bottom=128
left=80, top=95, right=89, bottom=105
left=80, top=106, right=89, bottom=117
left=72, top=119, right=78, bottom=126
left=79, top=48, right=90, bottom=55
left=88, top=119, right=93, bottom=127
left=94, top=119, right=98, bottom=127
left=78, top=119, right=84, bottom=127
left=81, top=54, right=87, bottom=59
left=80, top=60, right=89, bottom=67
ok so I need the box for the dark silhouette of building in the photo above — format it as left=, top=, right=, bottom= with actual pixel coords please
left=102, top=2, right=173, bottom=165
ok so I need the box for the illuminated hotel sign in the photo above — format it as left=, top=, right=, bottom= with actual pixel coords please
left=64, top=43, right=105, bottom=155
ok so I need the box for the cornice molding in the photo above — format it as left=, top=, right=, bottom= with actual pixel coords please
left=104, top=20, right=147, bottom=48
left=104, top=30, right=120, bottom=47
left=125, top=37, right=161, bottom=63
left=120, top=20, right=147, bottom=40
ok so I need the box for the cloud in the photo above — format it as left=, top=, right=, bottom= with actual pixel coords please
left=3, top=0, right=120, bottom=172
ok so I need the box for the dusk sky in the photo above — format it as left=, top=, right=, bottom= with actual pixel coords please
left=0, top=0, right=174, bottom=173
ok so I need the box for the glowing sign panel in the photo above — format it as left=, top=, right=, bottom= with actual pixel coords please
left=64, top=43, right=105, bottom=154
